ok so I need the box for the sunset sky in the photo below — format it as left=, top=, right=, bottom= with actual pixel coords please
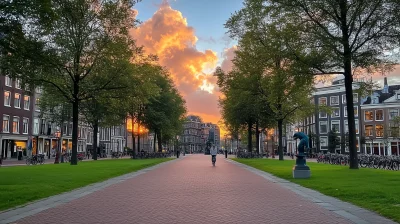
left=130, top=0, right=242, bottom=133
left=131, top=0, right=400, bottom=135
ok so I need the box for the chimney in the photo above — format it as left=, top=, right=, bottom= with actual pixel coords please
left=383, top=77, right=389, bottom=93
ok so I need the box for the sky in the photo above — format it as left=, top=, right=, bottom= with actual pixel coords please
left=130, top=0, right=243, bottom=134
left=130, top=0, right=400, bottom=135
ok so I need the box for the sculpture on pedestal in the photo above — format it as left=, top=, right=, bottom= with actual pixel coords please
left=292, top=132, right=311, bottom=179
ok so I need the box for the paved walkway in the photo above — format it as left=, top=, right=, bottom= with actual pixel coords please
left=0, top=155, right=395, bottom=224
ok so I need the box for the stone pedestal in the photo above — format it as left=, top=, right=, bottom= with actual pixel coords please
left=292, top=154, right=311, bottom=179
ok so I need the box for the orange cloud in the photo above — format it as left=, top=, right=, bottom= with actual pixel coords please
left=130, top=1, right=218, bottom=96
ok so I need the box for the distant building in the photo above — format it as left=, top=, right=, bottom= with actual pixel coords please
left=360, top=78, right=400, bottom=155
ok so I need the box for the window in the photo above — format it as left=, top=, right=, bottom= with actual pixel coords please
left=15, top=79, right=21, bottom=89
left=372, top=97, right=379, bottom=104
left=3, top=115, right=10, bottom=133
left=355, top=120, right=359, bottom=134
left=320, top=121, right=328, bottom=134
left=375, top=110, right=384, bottom=121
left=24, top=95, right=30, bottom=110
left=35, top=98, right=40, bottom=111
left=342, top=94, right=346, bottom=104
left=23, top=118, right=29, bottom=134
left=35, top=87, right=42, bottom=94
left=13, top=117, right=19, bottom=133
left=331, top=120, right=340, bottom=133
left=389, top=109, right=399, bottom=120
left=331, top=108, right=340, bottom=118
left=319, top=97, right=327, bottom=105
left=353, top=93, right=359, bottom=103
left=14, top=93, right=21, bottom=108
left=376, top=125, right=384, bottom=138
left=4, top=91, right=11, bottom=106
left=320, top=137, right=328, bottom=148
left=345, top=120, right=359, bottom=134
left=364, top=110, right=373, bottom=121
left=5, top=76, right=12, bottom=87
left=397, top=94, right=400, bottom=100
left=330, top=96, right=339, bottom=105
left=365, top=125, right=373, bottom=136
left=40, top=119, right=46, bottom=135
left=33, top=118, right=39, bottom=135
left=345, top=106, right=358, bottom=117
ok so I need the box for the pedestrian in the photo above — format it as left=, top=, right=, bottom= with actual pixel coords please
left=177, top=149, right=180, bottom=158
left=224, top=149, right=228, bottom=158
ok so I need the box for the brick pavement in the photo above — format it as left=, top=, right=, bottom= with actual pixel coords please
left=1, top=155, right=388, bottom=224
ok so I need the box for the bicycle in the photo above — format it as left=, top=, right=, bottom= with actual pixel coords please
left=25, top=155, right=38, bottom=165
left=37, top=154, right=45, bottom=165
left=212, top=155, right=216, bottom=166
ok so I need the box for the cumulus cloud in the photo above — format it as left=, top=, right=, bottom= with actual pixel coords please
left=220, top=46, right=237, bottom=72
left=130, top=1, right=218, bottom=96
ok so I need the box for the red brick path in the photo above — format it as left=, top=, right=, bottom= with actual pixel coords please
left=15, top=155, right=350, bottom=224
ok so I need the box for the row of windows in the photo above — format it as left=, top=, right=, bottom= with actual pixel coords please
left=4, top=76, right=22, bottom=89
left=319, top=136, right=360, bottom=151
left=4, top=91, right=31, bottom=110
left=2, top=115, right=29, bottom=134
left=318, top=93, right=358, bottom=106
left=319, top=106, right=358, bottom=118
left=319, top=120, right=359, bottom=134
left=364, top=109, right=399, bottom=121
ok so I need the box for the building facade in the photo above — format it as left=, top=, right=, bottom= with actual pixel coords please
left=1, top=75, right=34, bottom=158
left=360, top=79, right=400, bottom=156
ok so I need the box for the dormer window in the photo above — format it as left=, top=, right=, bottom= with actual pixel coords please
left=372, top=97, right=379, bottom=104
left=397, top=93, right=400, bottom=100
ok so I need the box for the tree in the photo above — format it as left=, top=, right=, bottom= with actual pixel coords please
left=263, top=0, right=400, bottom=168
left=80, top=92, right=127, bottom=160
left=142, top=69, right=187, bottom=152
left=328, top=129, right=340, bottom=153
left=225, top=5, right=316, bottom=160
left=2, top=0, right=138, bottom=165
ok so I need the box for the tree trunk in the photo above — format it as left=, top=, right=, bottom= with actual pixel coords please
left=131, top=130, right=136, bottom=159
left=71, top=97, right=79, bottom=165
left=153, top=132, right=157, bottom=152
left=92, top=119, right=99, bottom=160
left=278, top=119, right=284, bottom=160
left=247, top=122, right=252, bottom=153
left=256, top=121, right=260, bottom=154
left=157, top=130, right=162, bottom=152
left=339, top=0, right=358, bottom=169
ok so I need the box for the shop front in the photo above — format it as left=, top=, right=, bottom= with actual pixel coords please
left=0, top=136, right=28, bottom=159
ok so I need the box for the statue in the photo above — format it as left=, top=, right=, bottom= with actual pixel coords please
left=292, top=132, right=311, bottom=179
left=293, top=132, right=309, bottom=155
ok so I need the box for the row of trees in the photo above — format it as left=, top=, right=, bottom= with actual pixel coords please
left=218, top=0, right=400, bottom=169
left=0, top=0, right=186, bottom=164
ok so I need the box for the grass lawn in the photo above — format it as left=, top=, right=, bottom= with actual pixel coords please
left=0, top=158, right=171, bottom=211
left=233, top=159, right=400, bottom=223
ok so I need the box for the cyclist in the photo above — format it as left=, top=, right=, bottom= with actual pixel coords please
left=210, top=145, right=217, bottom=166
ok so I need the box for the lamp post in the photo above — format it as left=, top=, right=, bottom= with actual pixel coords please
left=54, top=130, right=61, bottom=164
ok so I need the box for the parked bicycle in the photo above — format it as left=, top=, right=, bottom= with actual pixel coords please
left=317, top=153, right=399, bottom=171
